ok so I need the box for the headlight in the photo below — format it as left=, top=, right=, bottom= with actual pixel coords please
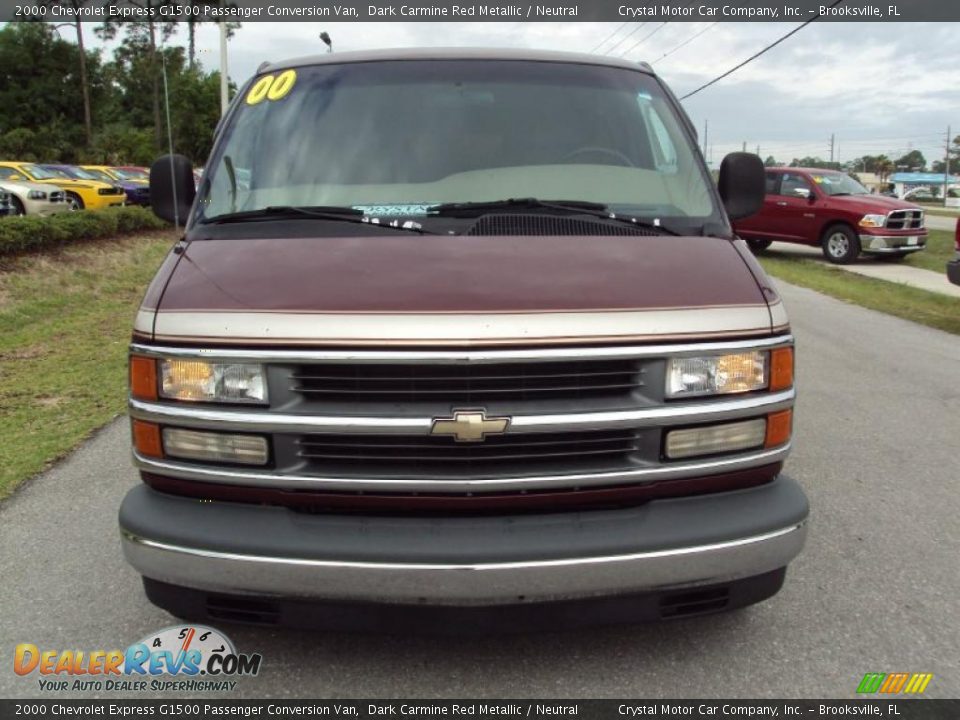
left=159, top=359, right=267, bottom=404
left=27, top=190, right=47, bottom=200
left=665, top=418, right=767, bottom=459
left=666, top=352, right=767, bottom=398
left=162, top=428, right=269, bottom=465
left=858, top=214, right=887, bottom=228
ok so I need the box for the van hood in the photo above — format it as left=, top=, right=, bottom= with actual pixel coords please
left=143, top=234, right=781, bottom=346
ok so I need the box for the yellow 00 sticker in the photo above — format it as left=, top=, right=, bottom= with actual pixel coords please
left=246, top=69, right=297, bottom=105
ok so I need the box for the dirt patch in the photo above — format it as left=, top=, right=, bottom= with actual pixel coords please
left=34, top=396, right=64, bottom=408
left=0, top=346, right=47, bottom=361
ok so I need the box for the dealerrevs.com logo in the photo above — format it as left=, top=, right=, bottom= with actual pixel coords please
left=14, top=625, right=262, bottom=693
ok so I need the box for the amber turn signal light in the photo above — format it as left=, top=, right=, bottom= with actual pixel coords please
left=765, top=409, right=792, bottom=448
left=129, top=355, right=158, bottom=401
left=132, top=420, right=163, bottom=458
left=769, top=347, right=794, bottom=392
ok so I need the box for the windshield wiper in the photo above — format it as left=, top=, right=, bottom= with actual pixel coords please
left=427, top=198, right=681, bottom=235
left=200, top=205, right=431, bottom=233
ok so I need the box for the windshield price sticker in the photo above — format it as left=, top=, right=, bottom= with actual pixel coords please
left=246, top=70, right=297, bottom=105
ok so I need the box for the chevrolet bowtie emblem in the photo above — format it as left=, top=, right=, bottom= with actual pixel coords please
left=431, top=410, right=510, bottom=443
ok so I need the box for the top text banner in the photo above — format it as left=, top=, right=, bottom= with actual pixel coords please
left=5, top=0, right=959, bottom=22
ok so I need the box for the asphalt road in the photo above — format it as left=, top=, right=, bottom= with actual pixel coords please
left=924, top=214, right=957, bottom=232
left=2, top=280, right=958, bottom=700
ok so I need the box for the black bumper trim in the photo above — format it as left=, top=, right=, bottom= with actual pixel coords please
left=119, top=476, right=809, bottom=565
left=144, top=568, right=787, bottom=633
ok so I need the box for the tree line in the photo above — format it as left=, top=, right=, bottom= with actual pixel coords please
left=0, top=16, right=239, bottom=167
left=762, top=144, right=960, bottom=185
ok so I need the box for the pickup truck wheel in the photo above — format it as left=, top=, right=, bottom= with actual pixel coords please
left=821, top=226, right=860, bottom=264
left=746, top=239, right=773, bottom=253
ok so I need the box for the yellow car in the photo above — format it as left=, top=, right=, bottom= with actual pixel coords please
left=79, top=165, right=151, bottom=206
left=0, top=162, right=125, bottom=211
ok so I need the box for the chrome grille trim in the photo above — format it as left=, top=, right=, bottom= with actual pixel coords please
left=132, top=443, right=791, bottom=492
left=129, top=389, right=795, bottom=435
left=885, top=209, right=924, bottom=230
left=129, top=335, right=793, bottom=365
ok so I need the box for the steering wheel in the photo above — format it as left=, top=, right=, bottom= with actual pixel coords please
left=562, top=146, right=636, bottom=167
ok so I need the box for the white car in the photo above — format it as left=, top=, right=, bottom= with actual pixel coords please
left=0, top=168, right=69, bottom=216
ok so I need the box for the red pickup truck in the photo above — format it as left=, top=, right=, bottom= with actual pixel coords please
left=734, top=167, right=927, bottom=264
left=948, top=218, right=960, bottom=286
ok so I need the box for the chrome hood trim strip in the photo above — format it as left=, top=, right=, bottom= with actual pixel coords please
left=150, top=305, right=774, bottom=344
left=130, top=334, right=793, bottom=364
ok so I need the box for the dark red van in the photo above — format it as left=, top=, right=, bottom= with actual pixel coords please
left=122, top=48, right=807, bottom=630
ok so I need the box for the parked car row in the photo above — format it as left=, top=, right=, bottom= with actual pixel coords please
left=0, top=161, right=151, bottom=216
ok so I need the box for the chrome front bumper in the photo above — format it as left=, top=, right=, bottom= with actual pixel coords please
left=860, top=234, right=927, bottom=253
left=119, top=478, right=808, bottom=606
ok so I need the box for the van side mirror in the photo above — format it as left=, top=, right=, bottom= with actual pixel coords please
left=150, top=155, right=196, bottom=226
left=718, top=152, right=765, bottom=220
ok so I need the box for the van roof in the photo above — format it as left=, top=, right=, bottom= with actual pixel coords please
left=261, top=47, right=655, bottom=75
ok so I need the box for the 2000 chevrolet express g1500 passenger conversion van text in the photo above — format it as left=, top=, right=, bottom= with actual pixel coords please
left=121, top=48, right=807, bottom=630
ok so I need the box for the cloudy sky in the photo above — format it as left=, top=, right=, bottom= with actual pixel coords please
left=99, top=20, right=957, bottom=169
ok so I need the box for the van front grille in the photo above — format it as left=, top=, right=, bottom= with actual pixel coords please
left=296, top=429, right=642, bottom=475
left=291, top=359, right=644, bottom=402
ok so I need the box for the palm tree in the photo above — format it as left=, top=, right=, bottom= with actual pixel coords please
left=875, top=156, right=894, bottom=186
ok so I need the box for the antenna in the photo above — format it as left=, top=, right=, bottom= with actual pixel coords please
left=160, top=48, right=179, bottom=229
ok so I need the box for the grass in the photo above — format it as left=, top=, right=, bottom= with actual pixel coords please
left=0, top=230, right=177, bottom=498
left=902, top=229, right=956, bottom=273
left=758, top=254, right=960, bottom=337
left=916, top=204, right=960, bottom=217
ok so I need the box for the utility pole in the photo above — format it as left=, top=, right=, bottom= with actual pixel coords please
left=219, top=21, right=229, bottom=116
left=742, top=141, right=747, bottom=152
left=829, top=133, right=835, bottom=164
left=945, top=124, right=952, bottom=208
left=756, top=144, right=760, bottom=156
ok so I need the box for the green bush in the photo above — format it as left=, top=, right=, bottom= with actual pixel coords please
left=0, top=206, right=168, bottom=256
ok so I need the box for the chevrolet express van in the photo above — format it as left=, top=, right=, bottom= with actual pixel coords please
left=120, top=48, right=807, bottom=630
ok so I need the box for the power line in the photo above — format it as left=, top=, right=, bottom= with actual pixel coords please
left=679, top=0, right=845, bottom=101
left=650, top=22, right=719, bottom=66
left=590, top=22, right=629, bottom=53
left=619, top=21, right=669, bottom=58
left=604, top=22, right=648, bottom=55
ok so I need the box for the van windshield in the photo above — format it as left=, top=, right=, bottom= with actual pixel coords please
left=198, top=60, right=720, bottom=228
